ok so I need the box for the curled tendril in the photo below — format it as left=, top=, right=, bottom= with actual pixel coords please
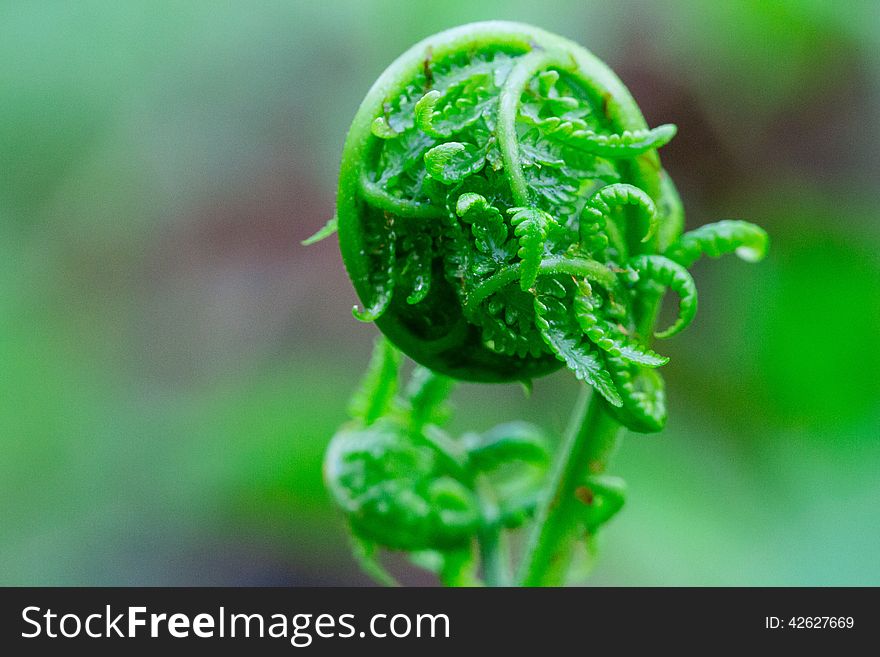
left=664, top=219, right=769, bottom=267
left=580, top=183, right=659, bottom=257
left=628, top=255, right=698, bottom=339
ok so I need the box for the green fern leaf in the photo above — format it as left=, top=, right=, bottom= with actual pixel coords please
left=414, top=73, right=494, bottom=138
left=573, top=280, right=668, bottom=367
left=400, top=230, right=433, bottom=305
left=571, top=125, right=677, bottom=158
left=534, top=285, right=622, bottom=406
left=424, top=142, right=486, bottom=185
left=352, top=219, right=396, bottom=322
left=370, top=116, right=399, bottom=139
left=606, top=355, right=668, bottom=433
left=455, top=193, right=517, bottom=274
left=508, top=207, right=554, bottom=291
left=518, top=126, right=621, bottom=178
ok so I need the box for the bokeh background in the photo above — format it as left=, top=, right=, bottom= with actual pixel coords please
left=2, top=0, right=878, bottom=586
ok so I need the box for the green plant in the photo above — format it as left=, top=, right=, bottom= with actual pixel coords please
left=306, top=21, right=768, bottom=586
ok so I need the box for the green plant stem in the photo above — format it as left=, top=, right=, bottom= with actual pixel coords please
left=518, top=387, right=622, bottom=586
left=497, top=49, right=567, bottom=206
left=478, top=524, right=509, bottom=587
left=438, top=555, right=476, bottom=587
left=476, top=476, right=511, bottom=587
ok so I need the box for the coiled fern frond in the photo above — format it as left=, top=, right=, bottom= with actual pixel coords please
left=306, top=21, right=768, bottom=586
left=306, top=21, right=767, bottom=431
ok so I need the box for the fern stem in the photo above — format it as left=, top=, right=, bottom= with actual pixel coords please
left=359, top=173, right=447, bottom=218
left=518, top=387, right=621, bottom=586
left=465, top=255, right=616, bottom=318
left=497, top=49, right=568, bottom=206
left=479, top=529, right=508, bottom=587
left=476, top=476, right=511, bottom=587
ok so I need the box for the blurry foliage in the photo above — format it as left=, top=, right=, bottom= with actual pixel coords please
left=1, top=0, right=878, bottom=585
left=721, top=195, right=879, bottom=431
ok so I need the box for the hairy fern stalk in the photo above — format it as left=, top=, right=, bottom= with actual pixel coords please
left=306, top=21, right=768, bottom=586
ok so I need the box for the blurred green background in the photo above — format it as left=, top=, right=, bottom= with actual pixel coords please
left=2, top=0, right=878, bottom=586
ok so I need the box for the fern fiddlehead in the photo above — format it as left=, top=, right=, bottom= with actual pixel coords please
left=306, top=21, right=768, bottom=586
left=324, top=337, right=550, bottom=585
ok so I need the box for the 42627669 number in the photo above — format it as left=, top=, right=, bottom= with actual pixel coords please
left=765, top=617, right=854, bottom=630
